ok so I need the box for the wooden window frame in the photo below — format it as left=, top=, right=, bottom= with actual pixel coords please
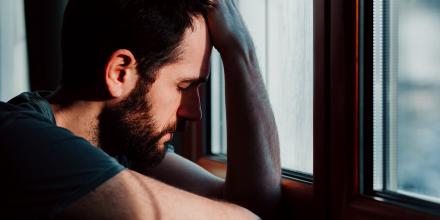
left=179, top=0, right=440, bottom=219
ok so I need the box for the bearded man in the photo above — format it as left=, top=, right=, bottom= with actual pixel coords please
left=0, top=0, right=281, bottom=219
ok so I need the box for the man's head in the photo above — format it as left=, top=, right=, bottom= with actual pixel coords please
left=61, top=0, right=212, bottom=168
left=62, top=0, right=209, bottom=88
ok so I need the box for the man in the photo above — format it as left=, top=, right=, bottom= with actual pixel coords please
left=0, top=0, right=281, bottom=219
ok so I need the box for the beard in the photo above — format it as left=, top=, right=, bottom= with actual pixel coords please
left=97, top=78, right=176, bottom=170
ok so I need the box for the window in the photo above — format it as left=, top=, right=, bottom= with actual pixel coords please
left=0, top=0, right=29, bottom=101
left=200, top=0, right=440, bottom=218
left=370, top=0, right=440, bottom=213
left=210, top=0, right=314, bottom=175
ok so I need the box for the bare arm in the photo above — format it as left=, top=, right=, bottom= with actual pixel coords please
left=146, top=152, right=225, bottom=198
left=206, top=0, right=282, bottom=218
left=56, top=169, right=258, bottom=220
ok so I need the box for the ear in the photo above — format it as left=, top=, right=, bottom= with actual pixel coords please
left=104, top=49, right=139, bottom=98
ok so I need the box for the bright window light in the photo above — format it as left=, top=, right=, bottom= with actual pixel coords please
left=0, top=0, right=29, bottom=101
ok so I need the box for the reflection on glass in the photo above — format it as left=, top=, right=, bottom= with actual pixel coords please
left=373, top=0, right=440, bottom=203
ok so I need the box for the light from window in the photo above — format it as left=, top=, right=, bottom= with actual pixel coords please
left=0, top=0, right=29, bottom=101
left=211, top=0, right=314, bottom=174
left=373, top=0, right=440, bottom=204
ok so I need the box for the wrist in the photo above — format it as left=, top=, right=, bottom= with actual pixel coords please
left=217, top=36, right=256, bottom=62
left=218, top=43, right=259, bottom=74
left=215, top=29, right=254, bottom=55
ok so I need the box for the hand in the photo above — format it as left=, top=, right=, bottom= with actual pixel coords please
left=205, top=0, right=253, bottom=54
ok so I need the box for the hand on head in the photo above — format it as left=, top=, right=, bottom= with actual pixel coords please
left=204, top=0, right=252, bottom=54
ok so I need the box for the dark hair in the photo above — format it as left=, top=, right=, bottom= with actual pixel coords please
left=61, top=0, right=209, bottom=88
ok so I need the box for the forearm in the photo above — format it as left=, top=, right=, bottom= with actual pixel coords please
left=221, top=41, right=282, bottom=217
left=128, top=171, right=258, bottom=220
left=58, top=170, right=258, bottom=220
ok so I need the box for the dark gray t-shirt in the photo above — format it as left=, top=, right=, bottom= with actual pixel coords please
left=0, top=92, right=126, bottom=219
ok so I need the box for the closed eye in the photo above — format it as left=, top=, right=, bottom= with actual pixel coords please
left=177, top=76, right=207, bottom=92
left=177, top=82, right=193, bottom=92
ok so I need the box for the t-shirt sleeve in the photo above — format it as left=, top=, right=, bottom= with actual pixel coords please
left=1, top=111, right=125, bottom=219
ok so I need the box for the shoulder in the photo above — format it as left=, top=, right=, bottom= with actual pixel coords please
left=0, top=102, right=125, bottom=219
left=0, top=100, right=73, bottom=153
left=0, top=100, right=54, bottom=134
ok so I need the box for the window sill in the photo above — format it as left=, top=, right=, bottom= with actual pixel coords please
left=347, top=196, right=440, bottom=220
left=197, top=156, right=314, bottom=219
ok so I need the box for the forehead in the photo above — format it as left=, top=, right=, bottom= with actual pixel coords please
left=157, top=15, right=212, bottom=82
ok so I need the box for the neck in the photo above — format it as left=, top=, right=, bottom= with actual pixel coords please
left=47, top=87, right=103, bottom=146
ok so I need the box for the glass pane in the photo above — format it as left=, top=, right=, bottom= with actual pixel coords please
left=0, top=0, right=29, bottom=101
left=373, top=0, right=440, bottom=204
left=211, top=0, right=314, bottom=174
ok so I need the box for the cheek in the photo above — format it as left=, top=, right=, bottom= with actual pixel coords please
left=148, top=85, right=182, bottom=128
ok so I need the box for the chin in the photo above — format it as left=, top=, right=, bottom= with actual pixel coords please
left=159, top=133, right=173, bottom=145
left=157, top=143, right=166, bottom=151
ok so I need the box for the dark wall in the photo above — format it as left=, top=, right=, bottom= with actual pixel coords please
left=25, top=0, right=68, bottom=91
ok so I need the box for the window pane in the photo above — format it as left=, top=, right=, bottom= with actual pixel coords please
left=373, top=0, right=440, bottom=204
left=211, top=0, right=314, bottom=174
left=0, top=0, right=29, bottom=101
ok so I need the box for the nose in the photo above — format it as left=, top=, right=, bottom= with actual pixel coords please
left=177, top=88, right=202, bottom=121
